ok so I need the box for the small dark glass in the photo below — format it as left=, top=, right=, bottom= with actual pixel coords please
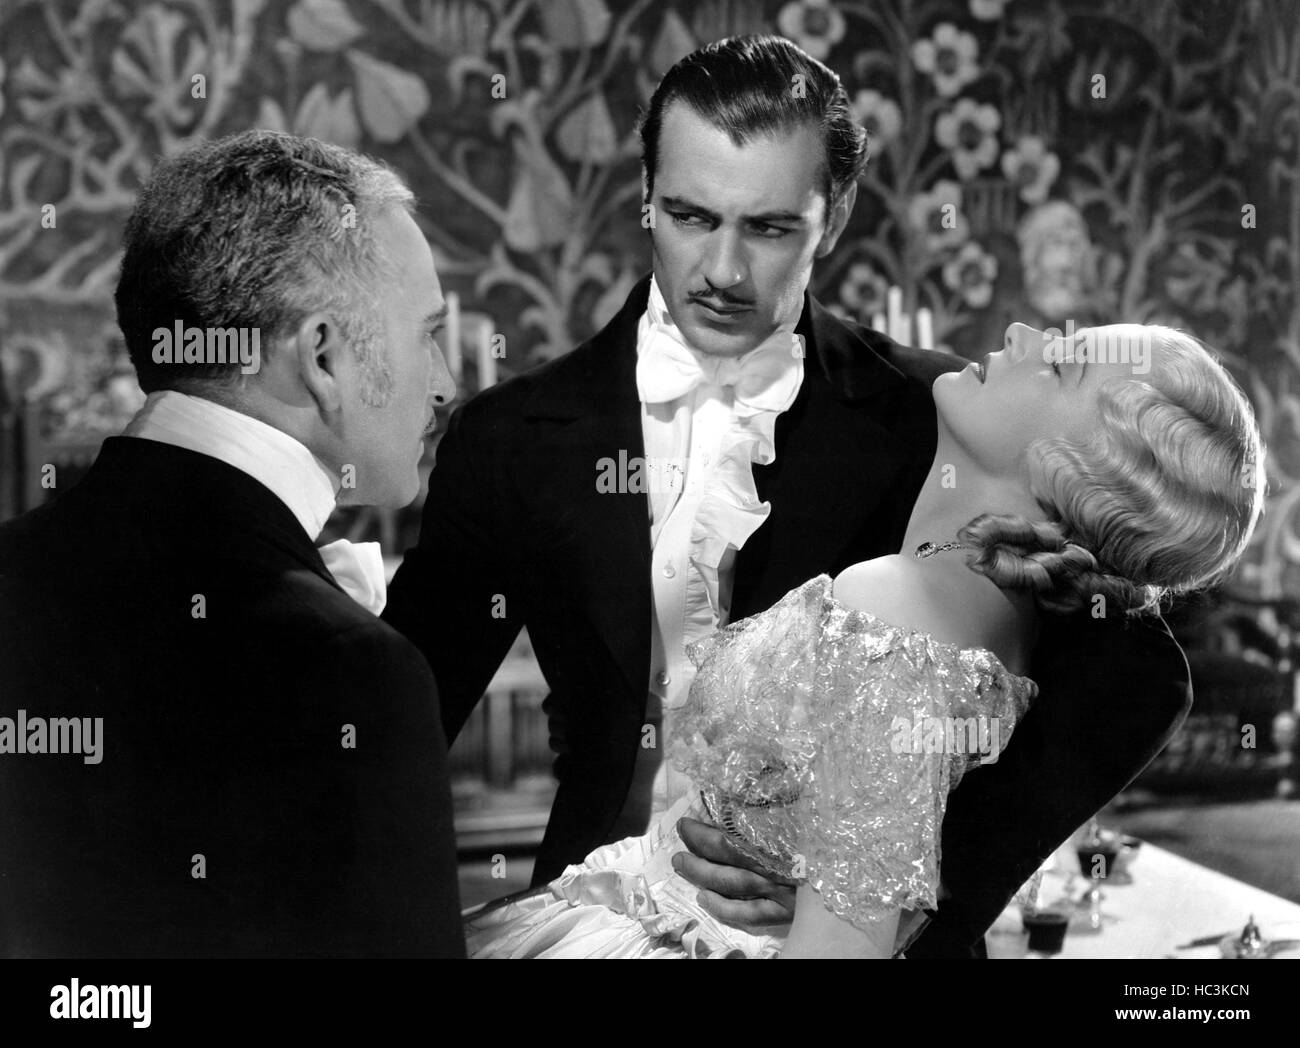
left=1023, top=911, right=1069, bottom=955
left=1075, top=820, right=1121, bottom=930
left=1076, top=841, right=1121, bottom=880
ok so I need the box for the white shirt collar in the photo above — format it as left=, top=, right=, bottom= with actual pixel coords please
left=638, top=275, right=805, bottom=383
left=121, top=390, right=339, bottom=541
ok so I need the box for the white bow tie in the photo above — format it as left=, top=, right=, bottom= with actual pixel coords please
left=636, top=321, right=804, bottom=417
left=318, top=539, right=387, bottom=616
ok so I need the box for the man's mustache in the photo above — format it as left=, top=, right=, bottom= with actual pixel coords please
left=688, top=290, right=754, bottom=309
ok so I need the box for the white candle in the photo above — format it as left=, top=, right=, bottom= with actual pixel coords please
left=887, top=286, right=903, bottom=341
left=445, top=292, right=462, bottom=382
left=477, top=320, right=496, bottom=389
left=871, top=312, right=887, bottom=333
left=916, top=306, right=934, bottom=350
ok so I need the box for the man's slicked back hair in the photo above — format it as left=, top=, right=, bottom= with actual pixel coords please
left=638, top=34, right=868, bottom=210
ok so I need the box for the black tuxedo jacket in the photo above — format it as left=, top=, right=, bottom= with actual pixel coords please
left=0, top=437, right=464, bottom=957
left=384, top=275, right=1191, bottom=955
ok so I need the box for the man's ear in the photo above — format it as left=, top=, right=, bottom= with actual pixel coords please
left=816, top=181, right=859, bottom=259
left=292, top=311, right=345, bottom=414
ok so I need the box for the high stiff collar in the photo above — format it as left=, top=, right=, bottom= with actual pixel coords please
left=122, top=391, right=340, bottom=541
left=523, top=274, right=913, bottom=421
left=634, top=275, right=804, bottom=415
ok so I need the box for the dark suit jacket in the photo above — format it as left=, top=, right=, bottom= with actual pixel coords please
left=0, top=437, right=464, bottom=957
left=384, top=275, right=1191, bottom=955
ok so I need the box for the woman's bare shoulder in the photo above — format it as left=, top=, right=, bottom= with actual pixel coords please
left=832, top=556, right=1030, bottom=671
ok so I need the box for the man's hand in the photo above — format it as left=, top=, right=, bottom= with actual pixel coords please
left=673, top=817, right=797, bottom=931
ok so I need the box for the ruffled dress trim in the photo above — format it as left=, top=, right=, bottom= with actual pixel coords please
left=464, top=793, right=783, bottom=959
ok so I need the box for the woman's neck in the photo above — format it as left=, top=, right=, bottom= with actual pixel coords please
left=900, top=448, right=1049, bottom=557
left=900, top=445, right=1047, bottom=671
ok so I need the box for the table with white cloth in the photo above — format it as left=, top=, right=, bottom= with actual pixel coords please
left=985, top=840, right=1300, bottom=959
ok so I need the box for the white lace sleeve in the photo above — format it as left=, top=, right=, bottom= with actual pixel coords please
left=671, top=576, right=1038, bottom=932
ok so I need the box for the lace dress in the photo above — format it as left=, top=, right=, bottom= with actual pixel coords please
left=464, top=574, right=1038, bottom=958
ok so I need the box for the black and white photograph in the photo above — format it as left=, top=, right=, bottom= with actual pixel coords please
left=0, top=0, right=1297, bottom=1023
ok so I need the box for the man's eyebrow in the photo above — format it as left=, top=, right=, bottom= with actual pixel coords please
left=749, top=209, right=806, bottom=224
left=659, top=195, right=805, bottom=225
left=660, top=195, right=713, bottom=217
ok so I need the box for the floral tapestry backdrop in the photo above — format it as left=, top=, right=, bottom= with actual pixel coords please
left=0, top=0, right=1296, bottom=597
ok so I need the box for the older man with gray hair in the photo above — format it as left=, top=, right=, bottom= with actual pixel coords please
left=0, top=130, right=463, bottom=957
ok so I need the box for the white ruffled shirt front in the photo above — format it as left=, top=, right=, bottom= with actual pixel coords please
left=612, top=276, right=804, bottom=835
left=120, top=391, right=387, bottom=615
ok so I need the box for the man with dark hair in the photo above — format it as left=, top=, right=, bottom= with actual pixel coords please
left=385, top=35, right=1191, bottom=956
left=0, top=130, right=464, bottom=957
left=638, top=33, right=865, bottom=210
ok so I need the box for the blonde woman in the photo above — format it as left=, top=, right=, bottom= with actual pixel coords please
left=465, top=321, right=1265, bottom=959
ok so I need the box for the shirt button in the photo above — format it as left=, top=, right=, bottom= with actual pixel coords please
left=662, top=563, right=676, bottom=578
left=656, top=670, right=671, bottom=687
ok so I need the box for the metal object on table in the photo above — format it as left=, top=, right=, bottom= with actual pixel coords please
left=1209, top=916, right=1300, bottom=958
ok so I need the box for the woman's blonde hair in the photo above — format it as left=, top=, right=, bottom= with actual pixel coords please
left=958, top=326, right=1266, bottom=617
